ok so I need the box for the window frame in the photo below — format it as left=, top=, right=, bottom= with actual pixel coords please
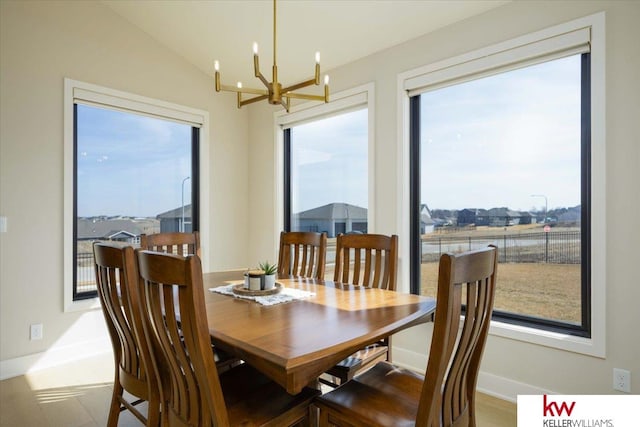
left=274, top=83, right=376, bottom=242
left=409, top=53, right=590, bottom=336
left=397, top=13, right=606, bottom=357
left=63, top=79, right=211, bottom=312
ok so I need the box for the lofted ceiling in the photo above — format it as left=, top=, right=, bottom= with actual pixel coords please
left=102, top=0, right=509, bottom=92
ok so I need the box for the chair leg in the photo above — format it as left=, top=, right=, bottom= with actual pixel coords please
left=308, top=404, right=318, bottom=427
left=147, top=396, right=161, bottom=427
left=318, top=408, right=330, bottom=427
left=107, top=379, right=123, bottom=427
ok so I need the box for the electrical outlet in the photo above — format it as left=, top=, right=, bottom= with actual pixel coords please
left=613, top=368, right=631, bottom=393
left=30, top=323, right=43, bottom=340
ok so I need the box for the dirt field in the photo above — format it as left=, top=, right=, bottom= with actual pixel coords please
left=420, top=262, right=581, bottom=323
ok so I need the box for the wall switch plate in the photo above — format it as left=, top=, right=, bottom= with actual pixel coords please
left=30, top=323, right=43, bottom=340
left=613, top=368, right=631, bottom=393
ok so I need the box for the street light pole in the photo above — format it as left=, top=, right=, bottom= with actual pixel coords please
left=181, top=177, right=191, bottom=232
left=531, top=194, right=548, bottom=224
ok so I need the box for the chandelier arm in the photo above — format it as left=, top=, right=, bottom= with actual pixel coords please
left=256, top=71, right=271, bottom=89
left=219, top=84, right=268, bottom=96
left=280, top=97, right=290, bottom=113
left=285, top=92, right=327, bottom=102
left=239, top=94, right=270, bottom=107
left=281, top=78, right=319, bottom=94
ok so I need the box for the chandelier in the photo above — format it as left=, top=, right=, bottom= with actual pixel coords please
left=214, top=0, right=329, bottom=112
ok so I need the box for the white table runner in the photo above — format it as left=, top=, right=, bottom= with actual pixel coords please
left=209, top=284, right=316, bottom=306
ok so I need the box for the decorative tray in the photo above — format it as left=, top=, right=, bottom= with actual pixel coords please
left=232, top=282, right=283, bottom=297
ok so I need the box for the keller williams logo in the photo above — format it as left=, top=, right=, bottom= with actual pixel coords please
left=543, top=395, right=576, bottom=417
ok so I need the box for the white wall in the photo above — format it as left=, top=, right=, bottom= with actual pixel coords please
left=0, top=1, right=250, bottom=374
left=247, top=0, right=640, bottom=398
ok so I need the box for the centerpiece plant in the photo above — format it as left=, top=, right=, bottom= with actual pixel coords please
left=259, top=261, right=278, bottom=290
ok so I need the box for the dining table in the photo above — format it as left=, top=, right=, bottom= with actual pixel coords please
left=202, top=270, right=436, bottom=394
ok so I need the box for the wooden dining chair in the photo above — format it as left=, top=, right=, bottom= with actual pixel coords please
left=333, top=233, right=398, bottom=290
left=277, top=231, right=327, bottom=280
left=140, top=231, right=201, bottom=257
left=139, top=230, right=240, bottom=373
left=314, top=245, right=499, bottom=427
left=93, top=243, right=160, bottom=427
left=136, top=249, right=320, bottom=427
left=321, top=233, right=398, bottom=387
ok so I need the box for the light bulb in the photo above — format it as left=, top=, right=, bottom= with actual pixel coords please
left=315, top=52, right=320, bottom=63
left=253, top=42, right=258, bottom=55
left=324, top=75, right=330, bottom=85
left=237, top=82, right=243, bottom=89
left=214, top=60, right=219, bottom=71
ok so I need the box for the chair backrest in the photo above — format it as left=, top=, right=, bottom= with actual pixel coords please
left=140, top=231, right=201, bottom=257
left=417, top=245, right=498, bottom=427
left=333, top=233, right=398, bottom=290
left=93, top=243, right=157, bottom=404
left=277, top=231, right=327, bottom=280
left=136, top=250, right=229, bottom=427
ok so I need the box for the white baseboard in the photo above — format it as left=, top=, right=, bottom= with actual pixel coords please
left=0, top=338, right=111, bottom=381
left=393, top=345, right=554, bottom=403
left=476, top=371, right=555, bottom=403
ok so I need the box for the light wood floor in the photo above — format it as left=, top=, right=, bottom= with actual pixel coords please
left=1, top=352, right=516, bottom=426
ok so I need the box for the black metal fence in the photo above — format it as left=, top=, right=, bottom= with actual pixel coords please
left=76, top=252, right=98, bottom=294
left=76, top=231, right=580, bottom=295
left=421, top=230, right=581, bottom=264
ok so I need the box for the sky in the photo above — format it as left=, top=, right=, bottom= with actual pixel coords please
left=420, top=54, right=582, bottom=212
left=77, top=105, right=192, bottom=217
left=76, top=53, right=582, bottom=218
left=290, top=108, right=368, bottom=213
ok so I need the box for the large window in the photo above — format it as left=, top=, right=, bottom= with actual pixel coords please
left=284, top=108, right=368, bottom=238
left=276, top=86, right=373, bottom=277
left=411, top=53, right=588, bottom=336
left=64, top=79, right=209, bottom=311
left=403, top=15, right=605, bottom=355
left=73, top=104, right=198, bottom=300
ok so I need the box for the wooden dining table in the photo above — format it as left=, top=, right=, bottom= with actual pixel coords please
left=202, top=270, right=436, bottom=394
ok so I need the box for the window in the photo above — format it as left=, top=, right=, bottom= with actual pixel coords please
left=284, top=108, right=369, bottom=237
left=401, top=14, right=605, bottom=356
left=412, top=53, right=588, bottom=334
left=64, top=79, right=210, bottom=311
left=74, top=105, right=198, bottom=300
left=276, top=85, right=374, bottom=277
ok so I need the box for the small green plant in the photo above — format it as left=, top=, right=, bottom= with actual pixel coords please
left=258, top=261, right=278, bottom=275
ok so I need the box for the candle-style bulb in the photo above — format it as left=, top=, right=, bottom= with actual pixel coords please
left=237, top=82, right=243, bottom=89
left=214, top=60, right=219, bottom=71
left=253, top=42, right=258, bottom=55
left=315, top=52, right=320, bottom=64
left=324, top=75, right=330, bottom=85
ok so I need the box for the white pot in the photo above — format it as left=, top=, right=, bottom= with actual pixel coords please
left=248, top=271, right=263, bottom=291
left=263, top=274, right=276, bottom=290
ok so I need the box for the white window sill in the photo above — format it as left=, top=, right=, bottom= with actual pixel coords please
left=489, top=320, right=605, bottom=358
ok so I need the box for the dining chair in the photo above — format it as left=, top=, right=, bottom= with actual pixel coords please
left=136, top=249, right=320, bottom=427
left=321, top=233, right=398, bottom=387
left=93, top=243, right=160, bottom=427
left=277, top=231, right=327, bottom=280
left=333, top=233, right=398, bottom=290
left=139, top=231, right=201, bottom=257
left=139, top=230, right=240, bottom=372
left=314, top=245, right=499, bottom=427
